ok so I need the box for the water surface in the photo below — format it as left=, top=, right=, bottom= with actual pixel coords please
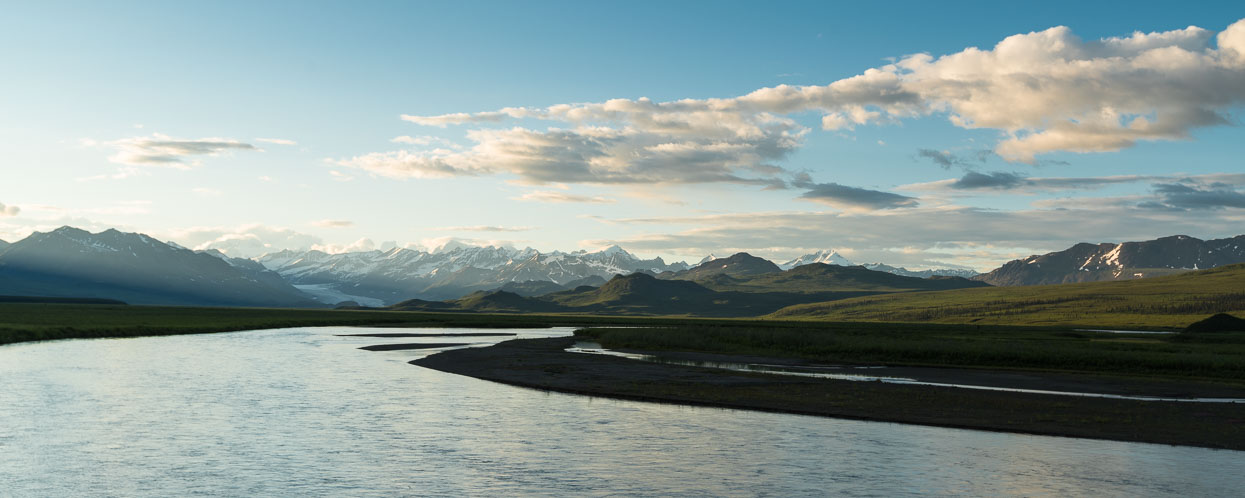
left=2, top=327, right=1241, bottom=496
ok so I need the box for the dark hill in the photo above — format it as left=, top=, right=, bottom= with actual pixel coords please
left=668, top=253, right=782, bottom=281
left=548, top=272, right=716, bottom=307
left=1185, top=313, right=1245, bottom=333
left=390, top=290, right=566, bottom=313
left=497, top=280, right=570, bottom=297
left=708, top=263, right=990, bottom=293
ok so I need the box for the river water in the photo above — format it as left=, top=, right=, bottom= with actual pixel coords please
left=1, top=327, right=1241, bottom=496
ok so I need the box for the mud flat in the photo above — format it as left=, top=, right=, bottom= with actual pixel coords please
left=414, top=337, right=1245, bottom=451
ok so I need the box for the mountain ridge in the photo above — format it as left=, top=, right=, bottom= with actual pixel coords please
left=0, top=226, right=318, bottom=307
left=975, top=234, right=1245, bottom=286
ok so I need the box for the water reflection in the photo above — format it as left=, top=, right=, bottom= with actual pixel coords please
left=0, top=327, right=1240, bottom=496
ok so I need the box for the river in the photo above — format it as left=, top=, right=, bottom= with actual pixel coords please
left=1, top=327, right=1241, bottom=496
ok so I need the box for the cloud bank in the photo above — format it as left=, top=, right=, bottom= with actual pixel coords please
left=90, top=134, right=258, bottom=167
left=352, top=17, right=1245, bottom=195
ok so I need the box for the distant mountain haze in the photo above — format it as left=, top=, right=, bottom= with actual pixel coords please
left=0, top=227, right=316, bottom=307
left=257, top=243, right=691, bottom=304
left=386, top=260, right=989, bottom=317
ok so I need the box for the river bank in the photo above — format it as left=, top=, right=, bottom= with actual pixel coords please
left=413, top=337, right=1245, bottom=451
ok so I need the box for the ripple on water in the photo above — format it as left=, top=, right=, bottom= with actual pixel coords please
left=0, top=326, right=1242, bottom=496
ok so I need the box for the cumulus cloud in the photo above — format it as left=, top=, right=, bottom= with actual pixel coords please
left=0, top=202, right=19, bottom=217
left=312, top=219, right=355, bottom=228
left=375, top=17, right=1245, bottom=182
left=340, top=123, right=804, bottom=186
left=511, top=190, right=617, bottom=203
left=799, top=183, right=919, bottom=210
left=170, top=224, right=323, bottom=258
left=434, top=225, right=535, bottom=232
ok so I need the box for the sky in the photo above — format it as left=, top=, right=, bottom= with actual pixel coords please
left=2, top=1, right=1243, bottom=271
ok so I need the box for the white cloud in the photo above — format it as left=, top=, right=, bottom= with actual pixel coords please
left=312, top=238, right=376, bottom=254
left=88, top=133, right=258, bottom=167
left=380, top=17, right=1245, bottom=178
left=0, top=202, right=19, bottom=217
left=170, top=224, right=324, bottom=258
left=390, top=135, right=455, bottom=147
left=510, top=190, right=616, bottom=203
left=255, top=138, right=297, bottom=145
left=345, top=102, right=807, bottom=186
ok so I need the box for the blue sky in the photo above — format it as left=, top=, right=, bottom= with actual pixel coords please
left=2, top=1, right=1243, bottom=270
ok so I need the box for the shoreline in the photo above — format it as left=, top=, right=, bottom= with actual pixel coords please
left=413, top=337, right=1245, bottom=451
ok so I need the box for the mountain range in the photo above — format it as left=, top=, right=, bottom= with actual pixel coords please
left=1, top=226, right=1241, bottom=309
left=255, top=243, right=690, bottom=305
left=0, top=227, right=315, bottom=307
left=385, top=260, right=989, bottom=317
left=974, top=235, right=1245, bottom=286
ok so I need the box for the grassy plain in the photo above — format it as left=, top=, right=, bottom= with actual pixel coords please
left=577, top=323, right=1245, bottom=383
left=768, top=263, right=1245, bottom=329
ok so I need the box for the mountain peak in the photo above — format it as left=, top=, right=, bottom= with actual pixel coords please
left=49, top=226, right=90, bottom=236
left=681, top=252, right=781, bottom=279
left=594, top=244, right=630, bottom=256
left=780, top=249, right=854, bottom=270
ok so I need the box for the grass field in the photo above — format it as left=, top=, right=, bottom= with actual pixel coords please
left=767, top=263, right=1245, bottom=329
left=576, top=323, right=1245, bottom=383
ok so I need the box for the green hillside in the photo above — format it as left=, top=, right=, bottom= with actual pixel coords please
left=691, top=263, right=988, bottom=293
left=768, top=263, right=1245, bottom=328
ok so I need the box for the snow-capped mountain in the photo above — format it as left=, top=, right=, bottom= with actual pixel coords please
left=975, top=234, right=1245, bottom=286
left=0, top=227, right=316, bottom=307
left=780, top=250, right=854, bottom=270
left=258, top=244, right=690, bottom=304
left=860, top=263, right=979, bottom=279
left=778, top=250, right=976, bottom=278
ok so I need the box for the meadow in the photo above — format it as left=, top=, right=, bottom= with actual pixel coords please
left=768, top=263, right=1245, bottom=329
left=576, top=323, right=1245, bottom=382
